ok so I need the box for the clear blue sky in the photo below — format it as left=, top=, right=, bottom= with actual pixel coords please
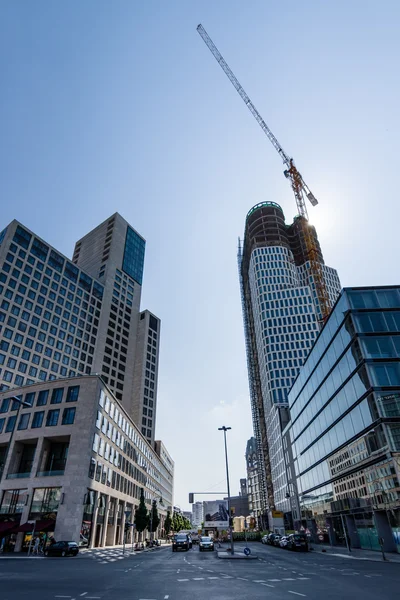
left=1, top=1, right=399, bottom=511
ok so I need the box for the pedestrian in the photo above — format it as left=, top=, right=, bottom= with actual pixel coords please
left=33, top=536, right=40, bottom=555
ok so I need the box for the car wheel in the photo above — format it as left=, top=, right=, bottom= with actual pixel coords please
left=61, top=551, right=66, bottom=557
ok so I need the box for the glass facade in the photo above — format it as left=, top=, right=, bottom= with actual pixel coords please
left=122, top=227, right=145, bottom=286
left=286, top=287, right=400, bottom=552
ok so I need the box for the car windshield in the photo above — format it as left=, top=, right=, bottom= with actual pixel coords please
left=176, top=535, right=187, bottom=540
left=201, top=537, right=211, bottom=542
left=293, top=535, right=306, bottom=541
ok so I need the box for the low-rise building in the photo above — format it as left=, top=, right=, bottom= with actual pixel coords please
left=0, top=375, right=173, bottom=551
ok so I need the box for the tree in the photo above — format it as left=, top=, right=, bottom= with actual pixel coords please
left=165, top=511, right=172, bottom=536
left=149, top=499, right=160, bottom=533
left=134, top=488, right=148, bottom=537
left=172, top=511, right=184, bottom=532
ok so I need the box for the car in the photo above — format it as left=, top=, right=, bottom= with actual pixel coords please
left=266, top=533, right=278, bottom=545
left=45, top=541, right=79, bottom=557
left=199, top=536, right=214, bottom=551
left=261, top=535, right=269, bottom=544
left=287, top=533, right=308, bottom=551
left=172, top=534, right=190, bottom=552
left=279, top=536, right=289, bottom=549
left=272, top=534, right=282, bottom=547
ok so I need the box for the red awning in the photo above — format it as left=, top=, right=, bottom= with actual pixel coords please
left=18, top=519, right=55, bottom=533
left=0, top=522, right=18, bottom=535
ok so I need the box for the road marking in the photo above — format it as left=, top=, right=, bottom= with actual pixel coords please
left=283, top=578, right=296, bottom=581
left=288, top=592, right=306, bottom=597
left=206, top=569, right=214, bottom=572
left=193, top=577, right=204, bottom=580
left=164, top=596, right=170, bottom=599
left=177, top=579, right=189, bottom=582
left=237, top=577, right=248, bottom=581
left=208, top=576, right=219, bottom=579
left=55, top=597, right=71, bottom=599
left=261, top=583, right=275, bottom=588
left=297, top=577, right=310, bottom=580
left=253, top=580, right=266, bottom=583
left=221, top=575, right=233, bottom=579
left=268, top=579, right=281, bottom=582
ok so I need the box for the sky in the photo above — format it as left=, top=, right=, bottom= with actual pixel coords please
left=1, top=1, right=400, bottom=512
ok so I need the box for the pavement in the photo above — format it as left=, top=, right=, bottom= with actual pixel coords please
left=1, top=541, right=399, bottom=600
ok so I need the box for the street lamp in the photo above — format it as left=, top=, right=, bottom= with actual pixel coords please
left=0, top=395, right=32, bottom=481
left=148, top=492, right=163, bottom=541
left=218, top=426, right=234, bottom=556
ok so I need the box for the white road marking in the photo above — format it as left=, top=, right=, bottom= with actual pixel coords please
left=164, top=596, right=170, bottom=599
left=177, top=579, right=189, bottom=582
left=193, top=577, right=204, bottom=580
left=261, top=583, right=275, bottom=588
left=198, top=567, right=203, bottom=570
left=206, top=569, right=214, bottom=572
left=297, top=577, right=310, bottom=580
left=268, top=579, right=281, bottom=582
left=208, top=576, right=219, bottom=579
left=253, top=580, right=266, bottom=583
left=55, top=597, right=71, bottom=599
left=283, top=578, right=296, bottom=581
left=289, top=592, right=306, bottom=597
left=237, top=577, right=248, bottom=581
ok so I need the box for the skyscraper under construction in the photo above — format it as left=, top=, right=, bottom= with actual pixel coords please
left=238, top=201, right=341, bottom=524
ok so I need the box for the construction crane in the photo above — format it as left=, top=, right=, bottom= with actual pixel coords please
left=197, top=24, right=331, bottom=321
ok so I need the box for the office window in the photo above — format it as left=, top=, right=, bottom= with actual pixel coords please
left=51, top=388, right=64, bottom=404
left=62, top=407, right=76, bottom=425
left=17, top=413, right=30, bottom=430
left=37, top=390, right=49, bottom=406
left=5, top=415, right=16, bottom=432
left=46, top=409, right=59, bottom=426
left=66, top=385, right=79, bottom=402
left=24, top=392, right=35, bottom=406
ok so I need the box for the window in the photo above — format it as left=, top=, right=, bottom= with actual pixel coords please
left=5, top=415, right=16, bottom=432
left=31, top=411, right=44, bottom=428
left=24, top=392, right=35, bottom=406
left=17, top=413, right=30, bottom=430
left=46, top=410, right=59, bottom=426
left=66, top=385, right=79, bottom=402
left=62, top=407, right=76, bottom=425
left=0, top=417, right=5, bottom=433
left=37, top=390, right=49, bottom=406
left=51, top=388, right=64, bottom=404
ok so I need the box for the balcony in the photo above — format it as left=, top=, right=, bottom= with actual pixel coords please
left=36, top=470, right=65, bottom=477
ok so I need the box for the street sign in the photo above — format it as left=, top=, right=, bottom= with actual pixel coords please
left=272, top=510, right=284, bottom=518
left=244, top=547, right=251, bottom=556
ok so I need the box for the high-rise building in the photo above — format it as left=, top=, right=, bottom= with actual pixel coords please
left=239, top=202, right=341, bottom=518
left=240, top=478, right=247, bottom=496
left=192, top=501, right=204, bottom=528
left=0, top=214, right=159, bottom=444
left=0, top=214, right=173, bottom=550
left=245, top=437, right=262, bottom=525
left=285, top=286, right=400, bottom=553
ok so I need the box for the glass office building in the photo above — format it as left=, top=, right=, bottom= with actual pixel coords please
left=286, top=286, right=400, bottom=553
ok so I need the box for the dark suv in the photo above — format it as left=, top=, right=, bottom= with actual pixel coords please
left=287, top=533, right=308, bottom=551
left=172, top=534, right=190, bottom=552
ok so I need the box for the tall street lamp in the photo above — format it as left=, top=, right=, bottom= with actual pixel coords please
left=149, top=493, right=163, bottom=541
left=0, top=395, right=32, bottom=481
left=218, top=426, right=234, bottom=555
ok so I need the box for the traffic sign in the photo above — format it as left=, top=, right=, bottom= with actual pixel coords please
left=244, top=547, right=251, bottom=556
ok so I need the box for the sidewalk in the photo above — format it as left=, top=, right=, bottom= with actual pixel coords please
left=0, top=542, right=172, bottom=559
left=311, top=542, right=400, bottom=563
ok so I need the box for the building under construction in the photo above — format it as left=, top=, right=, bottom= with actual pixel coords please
left=238, top=202, right=341, bottom=524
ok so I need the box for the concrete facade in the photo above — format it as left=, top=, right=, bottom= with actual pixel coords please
left=0, top=376, right=173, bottom=551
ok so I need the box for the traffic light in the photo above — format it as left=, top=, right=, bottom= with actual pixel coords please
left=189, top=493, right=194, bottom=503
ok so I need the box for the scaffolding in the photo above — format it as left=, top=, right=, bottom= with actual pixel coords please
left=238, top=238, right=275, bottom=520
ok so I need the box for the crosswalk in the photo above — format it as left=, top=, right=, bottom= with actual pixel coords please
left=82, top=548, right=135, bottom=564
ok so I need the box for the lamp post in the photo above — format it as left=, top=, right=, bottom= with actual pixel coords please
left=148, top=493, right=163, bottom=542
left=0, top=396, right=32, bottom=481
left=218, top=426, right=234, bottom=556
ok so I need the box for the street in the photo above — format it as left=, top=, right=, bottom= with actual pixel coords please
left=1, top=542, right=399, bottom=600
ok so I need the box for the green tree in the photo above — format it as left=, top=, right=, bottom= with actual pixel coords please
left=165, top=511, right=172, bottom=536
left=149, top=499, right=160, bottom=533
left=172, top=511, right=184, bottom=532
left=134, top=488, right=148, bottom=536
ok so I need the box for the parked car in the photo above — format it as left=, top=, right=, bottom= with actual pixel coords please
left=45, top=541, right=79, bottom=557
left=261, top=535, right=269, bottom=544
left=199, top=536, right=214, bottom=552
left=279, top=536, right=289, bottom=549
left=266, top=533, right=278, bottom=545
left=172, top=534, right=190, bottom=552
left=287, top=533, right=308, bottom=551
left=273, top=534, right=282, bottom=547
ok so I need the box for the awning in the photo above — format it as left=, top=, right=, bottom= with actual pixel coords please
left=18, top=519, right=55, bottom=533
left=0, top=522, right=18, bottom=535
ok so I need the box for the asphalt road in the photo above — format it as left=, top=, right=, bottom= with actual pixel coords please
left=1, top=542, right=399, bottom=600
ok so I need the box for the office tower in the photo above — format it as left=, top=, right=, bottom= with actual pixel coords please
left=239, top=202, right=341, bottom=519
left=192, top=501, right=204, bottom=528
left=286, top=286, right=400, bottom=553
left=0, top=214, right=160, bottom=444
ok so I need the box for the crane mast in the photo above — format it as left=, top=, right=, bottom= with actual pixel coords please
left=197, top=23, right=331, bottom=321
